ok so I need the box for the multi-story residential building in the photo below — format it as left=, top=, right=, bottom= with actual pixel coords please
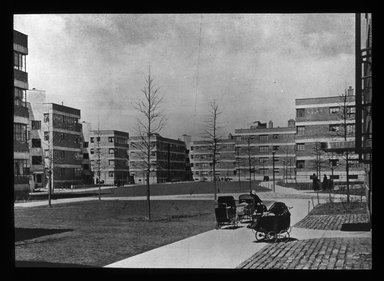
left=40, top=103, right=83, bottom=188
left=295, top=88, right=365, bottom=183
left=27, top=89, right=46, bottom=190
left=14, top=30, right=31, bottom=197
left=234, top=120, right=296, bottom=182
left=129, top=134, right=187, bottom=184
left=89, top=130, right=130, bottom=185
left=181, top=134, right=194, bottom=181
left=190, top=135, right=236, bottom=182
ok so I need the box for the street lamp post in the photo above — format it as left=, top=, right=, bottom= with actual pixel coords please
left=272, top=150, right=276, bottom=192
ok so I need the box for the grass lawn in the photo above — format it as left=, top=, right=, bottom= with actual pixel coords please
left=23, top=181, right=269, bottom=202
left=14, top=199, right=218, bottom=267
left=308, top=201, right=368, bottom=216
left=109, top=180, right=269, bottom=197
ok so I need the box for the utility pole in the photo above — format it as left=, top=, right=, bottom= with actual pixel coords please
left=272, top=150, right=276, bottom=192
left=96, top=121, right=101, bottom=200
left=247, top=137, right=252, bottom=193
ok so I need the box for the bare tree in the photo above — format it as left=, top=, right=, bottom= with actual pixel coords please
left=337, top=89, right=355, bottom=203
left=311, top=141, right=328, bottom=182
left=202, top=99, right=223, bottom=200
left=133, top=68, right=166, bottom=221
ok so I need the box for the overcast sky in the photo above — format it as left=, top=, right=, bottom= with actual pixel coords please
left=14, top=14, right=355, bottom=140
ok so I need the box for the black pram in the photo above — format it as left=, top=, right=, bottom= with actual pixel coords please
left=250, top=202, right=292, bottom=242
left=215, top=196, right=238, bottom=229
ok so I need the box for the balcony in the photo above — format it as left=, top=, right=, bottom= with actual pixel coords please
left=14, top=69, right=28, bottom=83
left=14, top=175, right=29, bottom=184
left=14, top=104, right=29, bottom=118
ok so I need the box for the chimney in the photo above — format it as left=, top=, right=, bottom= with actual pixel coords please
left=288, top=119, right=295, bottom=128
left=268, top=120, right=273, bottom=128
left=347, top=86, right=354, bottom=96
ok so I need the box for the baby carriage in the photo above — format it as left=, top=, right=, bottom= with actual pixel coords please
left=250, top=202, right=292, bottom=242
left=237, top=194, right=267, bottom=222
left=215, top=196, right=238, bottom=229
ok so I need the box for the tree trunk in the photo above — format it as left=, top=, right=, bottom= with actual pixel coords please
left=147, top=171, right=151, bottom=220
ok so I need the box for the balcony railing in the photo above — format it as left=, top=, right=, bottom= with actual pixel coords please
left=14, top=69, right=28, bottom=83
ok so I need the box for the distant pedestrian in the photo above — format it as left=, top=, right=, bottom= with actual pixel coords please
left=312, top=173, right=320, bottom=191
left=322, top=174, right=328, bottom=191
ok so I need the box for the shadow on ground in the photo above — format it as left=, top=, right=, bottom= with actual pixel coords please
left=340, top=223, right=371, bottom=232
left=253, top=237, right=298, bottom=243
left=15, top=228, right=73, bottom=242
left=15, top=260, right=95, bottom=267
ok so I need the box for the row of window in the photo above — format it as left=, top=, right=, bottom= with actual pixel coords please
left=296, top=124, right=355, bottom=135
left=296, top=106, right=355, bottom=118
left=14, top=88, right=26, bottom=107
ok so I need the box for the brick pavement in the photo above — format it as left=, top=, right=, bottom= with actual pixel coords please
left=294, top=214, right=369, bottom=230
left=237, top=237, right=371, bottom=269
left=237, top=201, right=371, bottom=270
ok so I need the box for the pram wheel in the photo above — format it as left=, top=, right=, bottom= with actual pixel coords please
left=278, top=230, right=290, bottom=242
left=266, top=231, right=277, bottom=242
left=255, top=231, right=265, bottom=241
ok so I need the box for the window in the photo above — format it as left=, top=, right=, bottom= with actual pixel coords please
left=329, top=107, right=340, bottom=114
left=83, top=142, right=89, bottom=148
left=83, top=164, right=89, bottom=170
left=14, top=88, right=26, bottom=107
left=330, top=159, right=338, bottom=167
left=297, top=143, right=305, bottom=151
left=109, top=171, right=114, bottom=177
left=109, top=148, right=116, bottom=154
left=31, top=120, right=41, bottom=130
left=259, top=157, right=268, bottom=163
left=274, top=168, right=280, bottom=173
left=347, top=124, right=355, bottom=133
left=329, top=124, right=340, bottom=132
left=60, top=133, right=65, bottom=140
left=60, top=168, right=65, bottom=176
left=14, top=159, right=29, bottom=176
left=83, top=153, right=89, bottom=159
left=109, top=160, right=115, bottom=166
left=296, top=160, right=305, bottom=169
left=32, top=138, right=41, bottom=148
left=108, top=137, right=114, bottom=142
left=297, top=126, right=305, bottom=136
left=90, top=148, right=94, bottom=154
left=347, top=106, right=356, bottom=117
left=273, top=134, right=279, bottom=139
left=75, top=168, right=82, bottom=177
left=44, top=131, right=49, bottom=141
left=190, top=146, right=194, bottom=151
left=259, top=168, right=268, bottom=173
left=273, top=146, right=279, bottom=151
left=90, top=137, right=94, bottom=143
left=43, top=113, right=49, bottom=123
left=14, top=123, right=27, bottom=142
left=259, top=135, right=268, bottom=142
left=32, top=156, right=42, bottom=165
left=330, top=175, right=339, bottom=180
left=259, top=146, right=269, bottom=153
left=273, top=157, right=279, bottom=162
left=296, top=109, right=305, bottom=117
left=348, top=175, right=358, bottom=180
left=14, top=51, right=26, bottom=71
left=60, top=151, right=65, bottom=158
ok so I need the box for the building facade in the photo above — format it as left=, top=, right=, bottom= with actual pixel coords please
left=14, top=30, right=31, bottom=196
left=234, top=120, right=296, bottom=182
left=41, top=103, right=83, bottom=188
left=129, top=134, right=187, bottom=184
left=190, top=135, right=236, bottom=182
left=27, top=89, right=46, bottom=190
left=89, top=130, right=130, bottom=185
left=295, top=89, right=365, bottom=183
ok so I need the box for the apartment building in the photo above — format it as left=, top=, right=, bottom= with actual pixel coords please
left=295, top=88, right=365, bottom=183
left=14, top=30, right=31, bottom=196
left=233, top=120, right=296, bottom=182
left=88, top=130, right=130, bottom=185
left=190, top=135, right=236, bottom=182
left=129, top=134, right=187, bottom=184
left=39, top=103, right=83, bottom=188
left=27, top=89, right=46, bottom=190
